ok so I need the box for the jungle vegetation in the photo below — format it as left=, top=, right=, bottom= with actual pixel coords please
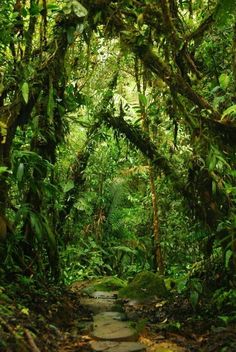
left=0, top=0, right=236, bottom=349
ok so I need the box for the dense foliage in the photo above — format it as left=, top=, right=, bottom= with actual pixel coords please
left=0, top=1, right=236, bottom=340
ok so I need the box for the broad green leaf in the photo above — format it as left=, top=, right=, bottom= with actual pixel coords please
left=139, top=93, right=148, bottom=106
left=66, top=26, right=76, bottom=44
left=211, top=85, right=221, bottom=94
left=208, top=153, right=216, bottom=171
left=137, top=13, right=144, bottom=27
left=63, top=180, right=75, bottom=193
left=72, top=1, right=88, bottom=17
left=43, top=220, right=57, bottom=249
left=30, top=213, right=43, bottom=240
left=21, top=82, right=29, bottom=104
left=192, top=279, right=202, bottom=293
left=222, top=104, right=236, bottom=118
left=16, top=163, right=24, bottom=182
left=93, top=11, right=102, bottom=24
left=225, top=249, right=233, bottom=268
left=190, top=290, right=199, bottom=309
left=76, top=23, right=85, bottom=34
left=0, top=166, right=9, bottom=174
left=219, top=73, right=230, bottom=90
left=47, top=4, right=60, bottom=11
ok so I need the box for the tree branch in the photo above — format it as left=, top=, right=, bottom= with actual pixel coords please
left=186, top=14, right=214, bottom=44
left=102, top=110, right=180, bottom=183
left=135, top=45, right=221, bottom=119
left=159, top=0, right=181, bottom=49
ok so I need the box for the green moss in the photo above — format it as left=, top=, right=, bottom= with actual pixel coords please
left=83, top=276, right=127, bottom=295
left=118, top=271, right=168, bottom=301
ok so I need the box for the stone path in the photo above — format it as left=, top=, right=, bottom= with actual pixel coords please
left=80, top=291, right=146, bottom=352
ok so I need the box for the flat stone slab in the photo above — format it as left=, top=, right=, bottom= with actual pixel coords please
left=80, top=297, right=117, bottom=314
left=90, top=341, right=146, bottom=352
left=94, top=311, right=126, bottom=322
left=92, top=320, right=137, bottom=341
left=92, top=311, right=137, bottom=342
left=90, top=291, right=118, bottom=299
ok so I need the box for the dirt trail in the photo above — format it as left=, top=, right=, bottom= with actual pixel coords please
left=76, top=289, right=187, bottom=352
left=2, top=281, right=235, bottom=351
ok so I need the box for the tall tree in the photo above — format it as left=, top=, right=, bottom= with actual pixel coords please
left=134, top=58, right=164, bottom=274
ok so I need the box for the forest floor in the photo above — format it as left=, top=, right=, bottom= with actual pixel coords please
left=0, top=279, right=236, bottom=352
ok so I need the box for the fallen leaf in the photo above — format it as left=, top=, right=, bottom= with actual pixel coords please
left=21, top=307, right=29, bottom=316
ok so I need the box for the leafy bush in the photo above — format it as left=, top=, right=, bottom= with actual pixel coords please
left=61, top=239, right=113, bottom=284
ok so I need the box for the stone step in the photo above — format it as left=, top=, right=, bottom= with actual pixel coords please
left=92, top=311, right=137, bottom=342
left=92, top=319, right=137, bottom=341
left=93, top=311, right=126, bottom=322
left=90, top=340, right=146, bottom=352
left=80, top=297, right=118, bottom=314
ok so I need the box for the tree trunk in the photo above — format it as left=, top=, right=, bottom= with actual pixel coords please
left=149, top=162, right=164, bottom=274
left=135, top=58, right=164, bottom=273
left=233, top=22, right=236, bottom=91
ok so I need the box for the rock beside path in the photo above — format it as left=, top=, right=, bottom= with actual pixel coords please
left=119, top=271, right=168, bottom=301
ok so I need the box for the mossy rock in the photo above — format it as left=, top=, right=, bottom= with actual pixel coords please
left=83, top=277, right=127, bottom=295
left=119, top=271, right=168, bottom=301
